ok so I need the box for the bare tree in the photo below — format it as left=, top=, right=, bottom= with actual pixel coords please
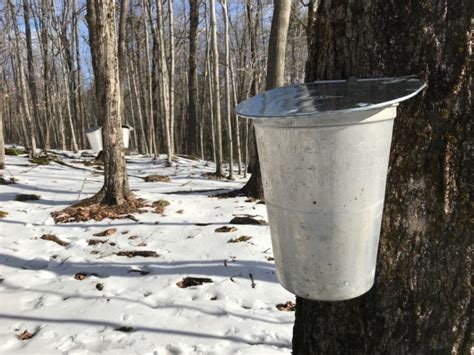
left=240, top=0, right=291, bottom=198
left=209, top=0, right=223, bottom=176
left=221, top=0, right=233, bottom=179
left=85, top=0, right=131, bottom=205
left=7, top=0, right=37, bottom=157
left=187, top=0, right=199, bottom=156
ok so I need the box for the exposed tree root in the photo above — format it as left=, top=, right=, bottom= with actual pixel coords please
left=52, top=191, right=148, bottom=223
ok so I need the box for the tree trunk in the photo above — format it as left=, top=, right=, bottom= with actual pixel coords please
left=0, top=88, right=5, bottom=170
left=240, top=0, right=291, bottom=198
left=86, top=0, right=131, bottom=205
left=209, top=0, right=224, bottom=176
left=293, top=1, right=472, bottom=353
left=221, top=0, right=234, bottom=179
left=168, top=0, right=176, bottom=157
left=7, top=0, right=37, bottom=157
left=187, top=0, right=199, bottom=156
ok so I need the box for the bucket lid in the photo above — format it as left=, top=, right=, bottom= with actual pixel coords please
left=235, top=77, right=426, bottom=119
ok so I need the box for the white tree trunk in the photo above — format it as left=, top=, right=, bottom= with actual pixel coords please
left=209, top=0, right=223, bottom=175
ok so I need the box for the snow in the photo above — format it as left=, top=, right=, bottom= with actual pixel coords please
left=0, top=151, right=294, bottom=354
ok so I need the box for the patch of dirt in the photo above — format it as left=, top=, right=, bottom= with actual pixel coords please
left=276, top=301, right=296, bottom=311
left=228, top=236, right=252, bottom=243
left=202, top=172, right=226, bottom=180
left=40, top=234, right=69, bottom=247
left=30, top=155, right=58, bottom=165
left=51, top=200, right=146, bottom=223
left=151, top=200, right=170, bottom=214
left=176, top=277, right=213, bottom=288
left=15, top=194, right=40, bottom=202
left=229, top=216, right=268, bottom=225
left=93, top=228, right=117, bottom=237
left=0, top=176, right=16, bottom=185
left=0, top=211, right=8, bottom=218
left=215, top=226, right=237, bottom=233
left=5, top=147, right=25, bottom=156
left=116, top=251, right=159, bottom=258
left=144, top=175, right=171, bottom=183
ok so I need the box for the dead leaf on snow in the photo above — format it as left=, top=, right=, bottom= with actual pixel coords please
left=151, top=200, right=170, bottom=214
left=93, top=228, right=117, bottom=237
left=176, top=209, right=184, bottom=214
left=88, top=239, right=107, bottom=246
left=17, top=330, right=34, bottom=340
left=176, top=277, right=213, bottom=288
left=228, top=236, right=252, bottom=243
left=229, top=216, right=268, bottom=225
left=276, top=301, right=296, bottom=312
left=0, top=211, right=8, bottom=218
left=40, top=234, right=69, bottom=247
left=116, top=251, right=159, bottom=258
left=115, top=326, right=135, bottom=332
left=74, top=272, right=99, bottom=280
left=215, top=226, right=237, bottom=233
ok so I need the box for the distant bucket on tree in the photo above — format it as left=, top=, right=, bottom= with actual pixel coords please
left=86, top=125, right=134, bottom=153
left=236, top=77, right=426, bottom=301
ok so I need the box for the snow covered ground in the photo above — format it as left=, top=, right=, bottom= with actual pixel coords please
left=0, top=151, right=294, bottom=354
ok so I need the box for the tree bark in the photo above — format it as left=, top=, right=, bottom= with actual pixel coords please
left=86, top=0, right=131, bottom=205
left=293, top=1, right=472, bottom=353
left=187, top=0, right=199, bottom=156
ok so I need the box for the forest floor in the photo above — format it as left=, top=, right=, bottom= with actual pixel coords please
left=0, top=149, right=294, bottom=354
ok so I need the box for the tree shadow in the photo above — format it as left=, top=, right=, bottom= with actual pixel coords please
left=1, top=282, right=293, bottom=325
left=0, top=253, right=277, bottom=283
left=0, top=313, right=291, bottom=348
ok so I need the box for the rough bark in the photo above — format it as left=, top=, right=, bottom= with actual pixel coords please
left=293, top=1, right=472, bottom=353
left=86, top=0, right=131, bottom=205
left=187, top=0, right=199, bottom=156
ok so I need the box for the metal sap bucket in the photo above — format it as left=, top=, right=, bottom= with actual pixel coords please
left=86, top=125, right=134, bottom=152
left=236, top=78, right=426, bottom=301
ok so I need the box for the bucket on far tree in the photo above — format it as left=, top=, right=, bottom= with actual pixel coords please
left=85, top=125, right=134, bottom=152
left=235, top=77, right=426, bottom=301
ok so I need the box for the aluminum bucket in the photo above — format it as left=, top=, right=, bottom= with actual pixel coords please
left=122, top=126, right=131, bottom=149
left=86, top=126, right=103, bottom=153
left=254, top=107, right=396, bottom=301
left=236, top=78, right=425, bottom=301
left=86, top=126, right=133, bottom=152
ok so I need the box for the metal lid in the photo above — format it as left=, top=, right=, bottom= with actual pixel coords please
left=235, top=77, right=426, bottom=119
